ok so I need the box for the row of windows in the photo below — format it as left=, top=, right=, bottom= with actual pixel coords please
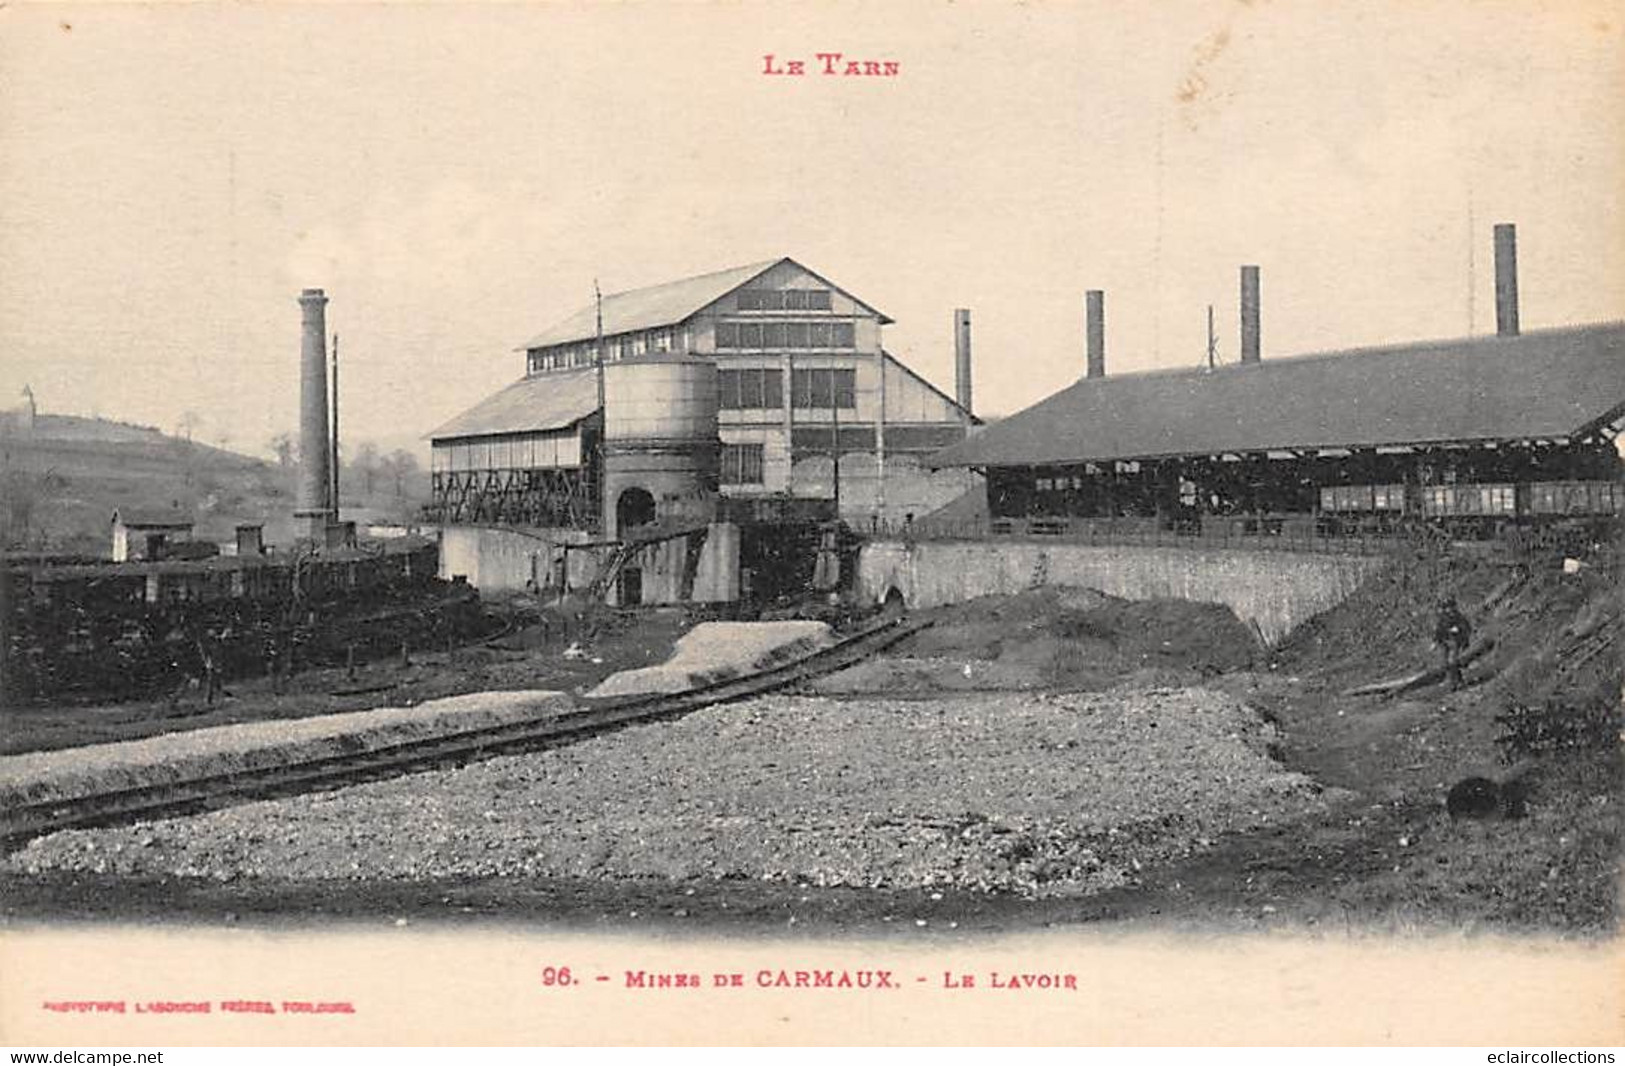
left=736, top=288, right=833, bottom=312
left=721, top=443, right=765, bottom=485
left=718, top=368, right=857, bottom=409
left=527, top=328, right=678, bottom=374
left=1033, top=463, right=1143, bottom=490
left=715, top=321, right=856, bottom=350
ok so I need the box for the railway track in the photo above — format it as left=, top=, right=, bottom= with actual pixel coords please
left=2, top=615, right=931, bottom=850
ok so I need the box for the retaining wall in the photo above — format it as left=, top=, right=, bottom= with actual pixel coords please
left=438, top=526, right=592, bottom=592
left=438, top=523, right=740, bottom=605
left=857, top=540, right=1384, bottom=645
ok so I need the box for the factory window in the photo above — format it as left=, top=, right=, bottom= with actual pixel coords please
left=791, top=368, right=856, bottom=409
left=715, top=319, right=857, bottom=350
left=718, top=368, right=785, bottom=409
left=738, top=288, right=833, bottom=312
left=650, top=329, right=673, bottom=353
left=721, top=443, right=765, bottom=485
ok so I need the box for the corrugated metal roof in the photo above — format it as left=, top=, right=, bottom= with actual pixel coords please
left=428, top=368, right=600, bottom=440
left=930, top=322, right=1625, bottom=468
left=520, top=260, right=784, bottom=349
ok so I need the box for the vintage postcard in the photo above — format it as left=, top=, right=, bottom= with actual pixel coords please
left=1, top=0, right=1622, bottom=1048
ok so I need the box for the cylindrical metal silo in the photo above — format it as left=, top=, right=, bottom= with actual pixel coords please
left=600, top=356, right=720, bottom=541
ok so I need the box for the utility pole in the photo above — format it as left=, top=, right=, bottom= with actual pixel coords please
left=594, top=280, right=606, bottom=412
left=831, top=375, right=842, bottom=521
left=594, top=280, right=608, bottom=538
left=1205, top=306, right=1217, bottom=370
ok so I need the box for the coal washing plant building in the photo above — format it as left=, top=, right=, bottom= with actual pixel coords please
left=428, top=257, right=980, bottom=602
left=931, top=227, right=1625, bottom=543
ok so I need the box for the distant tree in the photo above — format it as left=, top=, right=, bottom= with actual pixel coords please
left=354, top=441, right=381, bottom=496
left=383, top=449, right=421, bottom=499
left=0, top=465, right=67, bottom=549
left=176, top=410, right=201, bottom=443
left=268, top=433, right=297, bottom=469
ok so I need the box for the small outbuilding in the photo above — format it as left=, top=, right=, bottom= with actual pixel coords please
left=111, top=507, right=194, bottom=562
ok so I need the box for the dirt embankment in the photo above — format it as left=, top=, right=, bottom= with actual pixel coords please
left=1186, top=550, right=1624, bottom=933
left=815, top=586, right=1258, bottom=695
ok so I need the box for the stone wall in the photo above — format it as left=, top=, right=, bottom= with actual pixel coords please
left=857, top=540, right=1383, bottom=646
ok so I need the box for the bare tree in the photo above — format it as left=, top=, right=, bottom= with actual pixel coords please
left=268, top=433, right=297, bottom=469
left=383, top=449, right=421, bottom=499
left=0, top=465, right=67, bottom=549
left=354, top=441, right=381, bottom=496
left=176, top=410, right=201, bottom=443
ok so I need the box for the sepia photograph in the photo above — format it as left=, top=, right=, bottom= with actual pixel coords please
left=1, top=0, right=1621, bottom=1049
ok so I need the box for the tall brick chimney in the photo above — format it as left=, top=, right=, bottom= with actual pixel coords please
left=953, top=308, right=973, bottom=415
left=1494, top=223, right=1520, bottom=337
left=295, top=288, right=332, bottom=539
left=1085, top=290, right=1106, bottom=378
left=1239, top=266, right=1261, bottom=363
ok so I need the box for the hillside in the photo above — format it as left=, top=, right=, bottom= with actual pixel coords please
left=0, top=414, right=428, bottom=554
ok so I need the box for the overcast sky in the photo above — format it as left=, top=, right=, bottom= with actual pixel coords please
left=2, top=1, right=1621, bottom=458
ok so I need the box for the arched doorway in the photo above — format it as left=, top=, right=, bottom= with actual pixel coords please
left=616, top=487, right=656, bottom=534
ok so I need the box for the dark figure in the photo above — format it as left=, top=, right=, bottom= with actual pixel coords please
left=1446, top=776, right=1500, bottom=819
left=1434, top=597, right=1472, bottom=691
left=267, top=631, right=290, bottom=695
left=198, top=641, right=221, bottom=705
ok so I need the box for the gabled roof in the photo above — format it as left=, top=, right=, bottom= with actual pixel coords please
left=930, top=322, right=1625, bottom=468
left=518, top=257, right=892, bottom=350
left=882, top=350, right=981, bottom=424
left=428, top=367, right=600, bottom=440
left=112, top=507, right=193, bottom=528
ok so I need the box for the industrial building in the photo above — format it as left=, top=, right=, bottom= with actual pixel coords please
left=428, top=258, right=979, bottom=534
left=931, top=227, right=1625, bottom=540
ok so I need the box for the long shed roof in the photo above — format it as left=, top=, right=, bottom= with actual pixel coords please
left=428, top=367, right=600, bottom=440
left=930, top=322, right=1625, bottom=468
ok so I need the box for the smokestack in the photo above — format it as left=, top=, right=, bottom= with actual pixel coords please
left=953, top=308, right=973, bottom=415
left=295, top=288, right=332, bottom=540
left=1239, top=265, right=1261, bottom=363
left=1494, top=223, right=1520, bottom=337
left=1085, top=290, right=1106, bottom=378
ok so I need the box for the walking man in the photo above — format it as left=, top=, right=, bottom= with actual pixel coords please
left=1435, top=596, right=1472, bottom=691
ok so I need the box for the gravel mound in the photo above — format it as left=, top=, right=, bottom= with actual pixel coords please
left=586, top=620, right=833, bottom=698
left=8, top=685, right=1336, bottom=898
left=0, top=690, right=572, bottom=807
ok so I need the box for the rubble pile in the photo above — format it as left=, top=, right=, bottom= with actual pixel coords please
left=586, top=620, right=834, bottom=698
left=8, top=685, right=1335, bottom=898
